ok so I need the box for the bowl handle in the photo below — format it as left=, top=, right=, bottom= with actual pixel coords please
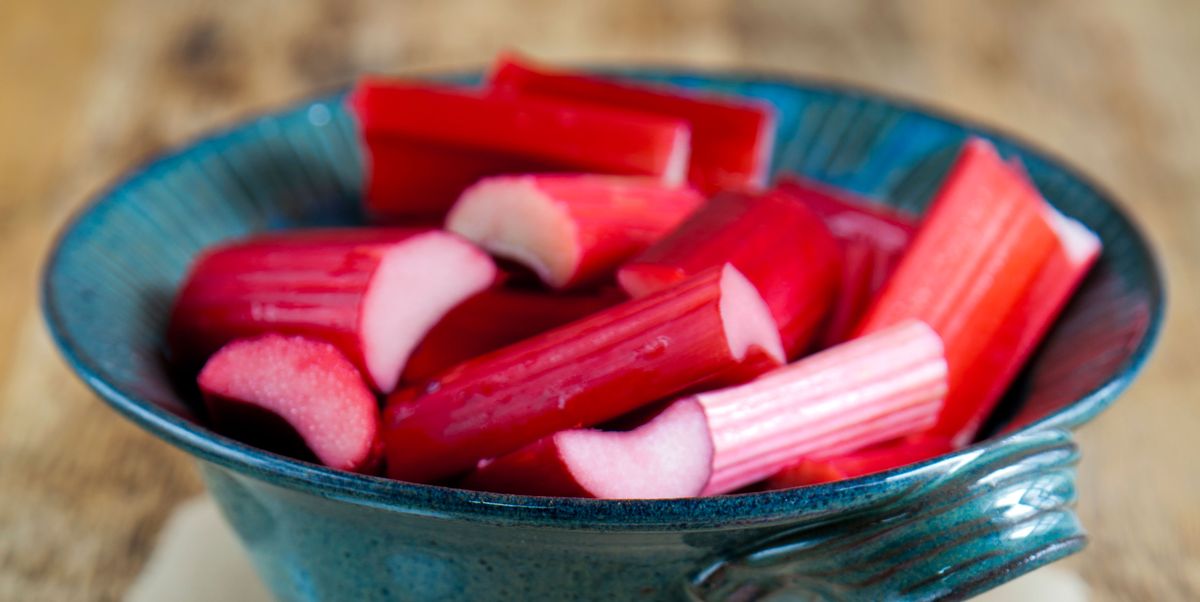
left=687, top=428, right=1085, bottom=601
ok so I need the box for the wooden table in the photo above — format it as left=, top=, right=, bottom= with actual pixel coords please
left=1, top=1, right=1196, bottom=599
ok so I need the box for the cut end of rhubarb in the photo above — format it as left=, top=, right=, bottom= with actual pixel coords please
left=555, top=399, right=714, bottom=499
left=360, top=231, right=496, bottom=392
left=718, top=264, right=786, bottom=364
left=662, top=128, right=692, bottom=187
left=446, top=176, right=578, bottom=288
left=1044, top=206, right=1103, bottom=266
left=198, top=335, right=380, bottom=473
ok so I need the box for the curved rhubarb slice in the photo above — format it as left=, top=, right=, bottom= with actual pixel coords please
left=461, top=400, right=713, bottom=499
left=775, top=177, right=919, bottom=347
left=198, top=335, right=380, bottom=473
left=349, top=79, right=691, bottom=220
left=766, top=435, right=955, bottom=488
left=168, top=228, right=496, bottom=393
left=382, top=264, right=784, bottom=484
left=690, top=320, right=947, bottom=495
left=446, top=174, right=705, bottom=289
left=402, top=285, right=624, bottom=383
left=488, top=54, right=775, bottom=194
left=857, top=138, right=1058, bottom=397
left=936, top=205, right=1102, bottom=444
left=617, top=189, right=841, bottom=357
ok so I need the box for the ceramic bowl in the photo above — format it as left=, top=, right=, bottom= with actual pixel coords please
left=42, top=70, right=1164, bottom=601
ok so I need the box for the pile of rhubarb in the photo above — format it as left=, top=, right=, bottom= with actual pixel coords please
left=166, top=55, right=1101, bottom=498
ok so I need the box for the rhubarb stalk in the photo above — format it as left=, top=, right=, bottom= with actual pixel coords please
left=382, top=264, right=785, bottom=483
left=446, top=174, right=704, bottom=289
left=618, top=189, right=841, bottom=357
left=766, top=435, right=954, bottom=488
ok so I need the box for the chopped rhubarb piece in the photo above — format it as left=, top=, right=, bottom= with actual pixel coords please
left=382, top=264, right=785, bottom=483
left=488, top=54, right=775, bottom=194
left=402, top=285, right=625, bottom=383
left=856, top=138, right=1058, bottom=396
left=936, top=206, right=1102, bottom=444
left=446, top=174, right=705, bottom=289
left=766, top=435, right=955, bottom=488
left=167, top=228, right=496, bottom=393
left=198, top=335, right=381, bottom=473
left=461, top=399, right=713, bottom=498
left=691, top=320, right=947, bottom=495
left=775, top=177, right=919, bottom=346
left=617, top=190, right=841, bottom=357
left=349, top=79, right=690, bottom=220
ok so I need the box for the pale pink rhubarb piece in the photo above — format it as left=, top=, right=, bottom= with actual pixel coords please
left=198, top=334, right=381, bottom=473
left=462, top=400, right=713, bottom=498
left=446, top=174, right=704, bottom=289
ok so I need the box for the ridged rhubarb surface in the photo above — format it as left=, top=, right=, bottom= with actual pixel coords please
left=382, top=264, right=785, bottom=483
left=489, top=54, right=775, bottom=194
left=446, top=174, right=704, bottom=289
left=349, top=79, right=691, bottom=220
left=690, top=320, right=947, bottom=495
left=167, top=228, right=496, bottom=393
left=857, top=138, right=1058, bottom=395
left=618, top=189, right=841, bottom=357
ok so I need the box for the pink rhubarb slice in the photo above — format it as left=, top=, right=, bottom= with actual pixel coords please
left=856, top=138, right=1058, bottom=397
left=935, top=205, right=1102, bottom=444
left=461, top=400, right=713, bottom=499
left=382, top=264, right=785, bottom=484
left=446, top=174, right=705, bottom=289
left=167, top=228, right=497, bottom=393
left=198, top=334, right=381, bottom=473
left=349, top=79, right=691, bottom=220
left=488, top=54, right=775, bottom=194
left=402, top=284, right=625, bottom=384
left=766, top=435, right=954, bottom=488
left=617, top=189, right=841, bottom=357
left=775, top=177, right=919, bottom=347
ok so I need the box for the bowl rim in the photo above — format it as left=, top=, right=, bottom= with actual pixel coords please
left=41, top=66, right=1166, bottom=530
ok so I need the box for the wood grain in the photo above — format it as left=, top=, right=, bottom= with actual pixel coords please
left=1, top=1, right=1197, bottom=599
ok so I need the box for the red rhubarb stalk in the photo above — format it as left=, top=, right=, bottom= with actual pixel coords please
left=349, top=80, right=691, bottom=220
left=488, top=53, right=776, bottom=194
left=446, top=174, right=705, bottom=289
left=767, top=435, right=955, bottom=488
left=935, top=206, right=1101, bottom=444
left=856, top=138, right=1058, bottom=396
left=168, top=228, right=496, bottom=393
left=198, top=335, right=381, bottom=473
left=402, top=284, right=625, bottom=383
left=775, top=177, right=919, bottom=347
left=382, top=264, right=785, bottom=483
left=461, top=400, right=713, bottom=499
left=618, top=189, right=841, bottom=357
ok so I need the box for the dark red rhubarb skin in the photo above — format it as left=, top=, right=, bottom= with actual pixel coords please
left=459, top=435, right=593, bottom=497
left=167, top=228, right=490, bottom=392
left=401, top=284, right=625, bottom=384
left=348, top=79, right=690, bottom=221
left=488, top=54, right=775, bottom=194
left=618, top=189, right=842, bottom=358
left=774, top=177, right=919, bottom=347
left=856, top=138, right=1058, bottom=396
left=382, top=265, right=782, bottom=484
left=767, top=435, right=954, bottom=488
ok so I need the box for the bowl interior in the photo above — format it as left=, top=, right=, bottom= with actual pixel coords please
left=42, top=70, right=1163, bottom=523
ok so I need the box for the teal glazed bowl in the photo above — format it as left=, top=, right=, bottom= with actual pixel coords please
left=42, top=70, right=1163, bottom=601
